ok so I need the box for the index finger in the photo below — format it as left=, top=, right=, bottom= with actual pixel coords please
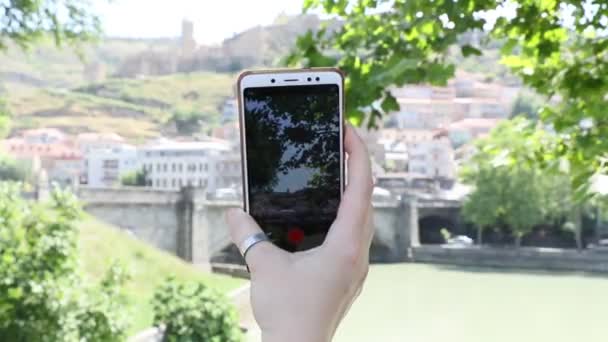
left=326, top=125, right=374, bottom=245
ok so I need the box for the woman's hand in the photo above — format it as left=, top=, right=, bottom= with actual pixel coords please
left=225, top=125, right=374, bottom=342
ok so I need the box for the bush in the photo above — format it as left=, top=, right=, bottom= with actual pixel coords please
left=152, top=278, right=242, bottom=342
left=0, top=154, right=29, bottom=182
left=0, top=183, right=130, bottom=341
left=120, top=168, right=148, bottom=186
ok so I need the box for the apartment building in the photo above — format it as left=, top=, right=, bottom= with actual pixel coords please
left=86, top=144, right=138, bottom=188
left=138, top=139, right=232, bottom=193
left=408, top=136, right=456, bottom=180
left=1, top=129, right=82, bottom=187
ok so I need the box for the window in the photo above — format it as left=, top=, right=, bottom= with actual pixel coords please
left=172, top=179, right=176, bottom=187
left=155, top=179, right=160, bottom=187
left=162, top=179, right=167, bottom=188
left=156, top=164, right=161, bottom=172
left=172, top=163, right=176, bottom=172
left=199, top=163, right=203, bottom=172
left=179, top=179, right=183, bottom=187
left=103, top=159, right=119, bottom=168
left=178, top=164, right=183, bottom=172
left=163, top=163, right=167, bottom=172
left=204, top=163, right=208, bottom=171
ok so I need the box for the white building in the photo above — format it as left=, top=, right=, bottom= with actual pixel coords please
left=408, top=136, right=456, bottom=179
left=221, top=98, right=238, bottom=123
left=86, top=144, right=138, bottom=188
left=138, top=139, right=233, bottom=193
left=77, top=133, right=132, bottom=186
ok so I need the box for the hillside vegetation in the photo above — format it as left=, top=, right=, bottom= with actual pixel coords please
left=5, top=72, right=235, bottom=141
left=78, top=215, right=244, bottom=335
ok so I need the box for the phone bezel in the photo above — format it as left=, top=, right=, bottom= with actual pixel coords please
left=236, top=68, right=345, bottom=216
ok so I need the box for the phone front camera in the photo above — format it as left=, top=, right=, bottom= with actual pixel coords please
left=271, top=78, right=276, bottom=83
left=315, top=77, right=320, bottom=81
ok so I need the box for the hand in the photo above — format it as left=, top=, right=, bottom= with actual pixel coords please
left=225, top=125, right=374, bottom=342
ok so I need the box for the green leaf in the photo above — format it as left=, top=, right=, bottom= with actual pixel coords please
left=461, top=44, right=482, bottom=57
left=380, top=93, right=399, bottom=113
left=7, top=287, right=23, bottom=299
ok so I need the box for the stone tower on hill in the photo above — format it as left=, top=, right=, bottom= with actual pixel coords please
left=181, top=19, right=196, bottom=57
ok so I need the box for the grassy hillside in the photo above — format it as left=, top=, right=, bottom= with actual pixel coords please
left=5, top=71, right=235, bottom=141
left=78, top=216, right=244, bottom=335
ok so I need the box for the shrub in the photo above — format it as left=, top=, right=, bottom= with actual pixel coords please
left=0, top=183, right=130, bottom=341
left=152, top=278, right=242, bottom=342
left=0, top=154, right=30, bottom=182
left=120, top=168, right=148, bottom=186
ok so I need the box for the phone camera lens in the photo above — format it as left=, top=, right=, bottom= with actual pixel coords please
left=315, top=77, right=320, bottom=81
left=271, top=78, right=275, bottom=83
left=307, top=77, right=312, bottom=81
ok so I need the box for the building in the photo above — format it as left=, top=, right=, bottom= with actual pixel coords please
left=181, top=19, right=196, bottom=57
left=1, top=132, right=82, bottom=187
left=22, top=128, right=67, bottom=145
left=386, top=73, right=513, bottom=129
left=138, top=139, right=232, bottom=193
left=212, top=152, right=242, bottom=190
left=221, top=98, right=237, bottom=123
left=77, top=132, right=129, bottom=185
left=446, top=118, right=502, bottom=148
left=212, top=121, right=239, bottom=144
left=86, top=144, right=138, bottom=188
left=408, top=135, right=456, bottom=180
left=390, top=85, right=463, bottom=129
left=76, top=132, right=126, bottom=154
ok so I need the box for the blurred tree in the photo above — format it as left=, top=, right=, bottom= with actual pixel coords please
left=288, top=0, right=608, bottom=197
left=0, top=184, right=130, bottom=341
left=0, top=0, right=101, bottom=50
left=0, top=153, right=29, bottom=182
left=461, top=118, right=577, bottom=247
left=121, top=168, right=148, bottom=187
left=510, top=91, right=544, bottom=121
left=170, top=110, right=215, bottom=135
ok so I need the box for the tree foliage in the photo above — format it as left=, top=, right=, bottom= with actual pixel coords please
left=461, top=118, right=576, bottom=246
left=152, top=278, right=242, bottom=342
left=0, top=154, right=30, bottom=182
left=120, top=168, right=148, bottom=187
left=510, top=91, right=544, bottom=121
left=289, top=0, right=608, bottom=194
left=0, top=0, right=102, bottom=51
left=170, top=110, right=216, bottom=135
left=0, top=184, right=130, bottom=341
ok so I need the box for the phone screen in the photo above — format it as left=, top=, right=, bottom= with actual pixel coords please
left=243, top=84, right=342, bottom=251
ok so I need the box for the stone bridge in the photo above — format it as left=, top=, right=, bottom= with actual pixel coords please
left=79, top=188, right=463, bottom=266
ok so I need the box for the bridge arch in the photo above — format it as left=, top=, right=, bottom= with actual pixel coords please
left=418, top=214, right=458, bottom=244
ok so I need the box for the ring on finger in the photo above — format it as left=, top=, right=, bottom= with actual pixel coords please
left=239, top=232, right=269, bottom=260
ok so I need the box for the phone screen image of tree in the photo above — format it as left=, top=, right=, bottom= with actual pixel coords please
left=244, top=85, right=341, bottom=251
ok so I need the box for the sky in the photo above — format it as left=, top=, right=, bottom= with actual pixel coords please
left=95, top=0, right=305, bottom=45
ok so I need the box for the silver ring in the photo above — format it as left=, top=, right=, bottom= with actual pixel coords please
left=239, top=232, right=269, bottom=259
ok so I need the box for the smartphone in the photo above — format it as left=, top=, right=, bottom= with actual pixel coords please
left=237, top=68, right=345, bottom=252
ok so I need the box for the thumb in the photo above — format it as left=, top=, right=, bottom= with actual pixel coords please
left=225, top=208, right=280, bottom=273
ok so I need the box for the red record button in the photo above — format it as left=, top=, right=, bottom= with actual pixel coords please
left=287, top=227, right=305, bottom=245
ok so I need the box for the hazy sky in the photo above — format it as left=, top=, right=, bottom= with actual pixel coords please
left=95, top=0, right=304, bottom=45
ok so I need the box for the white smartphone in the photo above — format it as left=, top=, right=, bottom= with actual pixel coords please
left=237, top=68, right=345, bottom=252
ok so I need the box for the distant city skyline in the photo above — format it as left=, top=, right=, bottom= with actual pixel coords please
left=95, top=0, right=304, bottom=45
